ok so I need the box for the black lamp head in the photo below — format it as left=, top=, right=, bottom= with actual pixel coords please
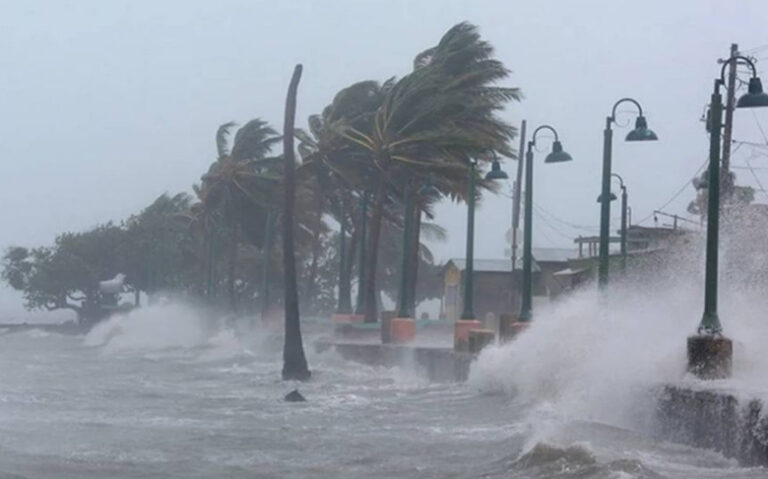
left=625, top=115, right=658, bottom=141
left=736, top=77, right=768, bottom=108
left=544, top=140, right=573, bottom=163
left=596, top=192, right=618, bottom=203
left=484, top=159, right=509, bottom=180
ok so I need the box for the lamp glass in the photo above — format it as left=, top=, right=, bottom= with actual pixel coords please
left=485, top=159, right=509, bottom=180
left=626, top=115, right=658, bottom=141
left=737, top=78, right=768, bottom=108
left=544, top=140, right=573, bottom=163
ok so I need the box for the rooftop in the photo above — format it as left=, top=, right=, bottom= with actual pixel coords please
left=446, top=248, right=577, bottom=273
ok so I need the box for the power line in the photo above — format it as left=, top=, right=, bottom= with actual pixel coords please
left=752, top=109, right=768, bottom=145
left=636, top=158, right=709, bottom=225
left=744, top=155, right=768, bottom=201
left=742, top=44, right=768, bottom=54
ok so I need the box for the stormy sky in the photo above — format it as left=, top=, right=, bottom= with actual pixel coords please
left=2, top=0, right=768, bottom=316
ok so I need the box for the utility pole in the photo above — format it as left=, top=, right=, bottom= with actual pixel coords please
left=510, top=120, right=526, bottom=316
left=721, top=43, right=738, bottom=197
left=511, top=119, right=526, bottom=270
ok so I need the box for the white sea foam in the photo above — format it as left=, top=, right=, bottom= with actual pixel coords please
left=84, top=302, right=214, bottom=352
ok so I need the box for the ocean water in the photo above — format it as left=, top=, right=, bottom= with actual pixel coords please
left=0, top=297, right=765, bottom=478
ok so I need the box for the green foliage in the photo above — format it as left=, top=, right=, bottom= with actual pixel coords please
left=3, top=224, right=124, bottom=317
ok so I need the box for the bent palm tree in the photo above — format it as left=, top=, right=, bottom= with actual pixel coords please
left=282, top=64, right=311, bottom=381
left=343, top=22, right=521, bottom=322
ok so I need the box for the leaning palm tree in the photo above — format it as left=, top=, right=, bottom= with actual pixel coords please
left=342, top=22, right=521, bottom=322
left=282, top=64, right=311, bottom=381
left=200, top=119, right=281, bottom=310
left=295, top=79, right=393, bottom=312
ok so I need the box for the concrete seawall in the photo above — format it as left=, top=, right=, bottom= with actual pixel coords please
left=656, top=385, right=768, bottom=466
left=314, top=341, right=474, bottom=382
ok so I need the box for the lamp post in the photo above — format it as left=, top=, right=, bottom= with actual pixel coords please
left=597, top=173, right=628, bottom=273
left=598, top=99, right=657, bottom=288
left=688, top=55, right=768, bottom=379
left=460, top=162, right=479, bottom=320
left=518, top=125, right=573, bottom=322
left=459, top=159, right=509, bottom=320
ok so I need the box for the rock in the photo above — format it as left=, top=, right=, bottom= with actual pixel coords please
left=284, top=389, right=306, bottom=402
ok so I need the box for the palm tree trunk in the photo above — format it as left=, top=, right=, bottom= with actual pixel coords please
left=281, top=64, right=310, bottom=381
left=339, top=217, right=357, bottom=313
left=407, top=200, right=422, bottom=317
left=227, top=223, right=239, bottom=312
left=364, top=173, right=386, bottom=323
left=303, top=193, right=323, bottom=306
left=260, top=211, right=275, bottom=321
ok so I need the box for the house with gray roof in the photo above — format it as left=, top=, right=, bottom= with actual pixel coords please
left=440, top=248, right=577, bottom=323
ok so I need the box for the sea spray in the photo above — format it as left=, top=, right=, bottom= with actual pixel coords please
left=469, top=216, right=768, bottom=437
left=84, top=302, right=212, bottom=351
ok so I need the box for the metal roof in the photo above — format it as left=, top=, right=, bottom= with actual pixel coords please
left=530, top=248, right=577, bottom=263
left=445, top=249, right=576, bottom=274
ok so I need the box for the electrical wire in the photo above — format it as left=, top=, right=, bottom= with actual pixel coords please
left=635, top=158, right=708, bottom=225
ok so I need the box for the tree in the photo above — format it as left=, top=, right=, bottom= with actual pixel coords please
left=282, top=64, right=311, bottom=381
left=121, top=193, right=193, bottom=303
left=342, top=22, right=520, bottom=322
left=199, top=119, right=282, bottom=311
left=2, top=224, right=126, bottom=324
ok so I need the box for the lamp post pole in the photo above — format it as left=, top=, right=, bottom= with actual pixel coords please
left=620, top=182, right=628, bottom=273
left=519, top=143, right=534, bottom=322
left=687, top=54, right=768, bottom=379
left=460, top=163, right=477, bottom=320
left=701, top=80, right=723, bottom=335
left=599, top=117, right=613, bottom=288
left=607, top=172, right=628, bottom=273
left=518, top=125, right=573, bottom=322
left=598, top=98, right=657, bottom=288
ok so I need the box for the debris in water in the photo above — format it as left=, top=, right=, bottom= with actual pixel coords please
left=284, top=389, right=306, bottom=402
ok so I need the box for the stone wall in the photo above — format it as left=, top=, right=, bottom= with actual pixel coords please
left=656, top=385, right=768, bottom=466
left=314, top=341, right=473, bottom=382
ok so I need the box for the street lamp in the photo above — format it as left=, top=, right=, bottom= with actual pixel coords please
left=596, top=173, right=628, bottom=273
left=518, top=126, right=573, bottom=322
left=688, top=55, right=768, bottom=379
left=598, top=99, right=657, bottom=288
left=459, top=157, right=509, bottom=320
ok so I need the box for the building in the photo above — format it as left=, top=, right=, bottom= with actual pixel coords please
left=440, top=248, right=575, bottom=322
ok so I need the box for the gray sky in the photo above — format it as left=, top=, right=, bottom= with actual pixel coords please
left=2, top=0, right=768, bottom=315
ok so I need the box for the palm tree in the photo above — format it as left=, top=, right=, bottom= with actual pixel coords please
left=342, top=22, right=521, bottom=322
left=295, top=80, right=393, bottom=313
left=199, top=119, right=282, bottom=311
left=282, top=64, right=311, bottom=381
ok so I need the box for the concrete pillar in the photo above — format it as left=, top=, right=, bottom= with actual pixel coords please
left=498, top=313, right=517, bottom=341
left=390, top=317, right=415, bottom=343
left=454, top=319, right=482, bottom=351
left=380, top=310, right=396, bottom=344
left=687, top=335, right=732, bottom=379
left=468, top=329, right=494, bottom=354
